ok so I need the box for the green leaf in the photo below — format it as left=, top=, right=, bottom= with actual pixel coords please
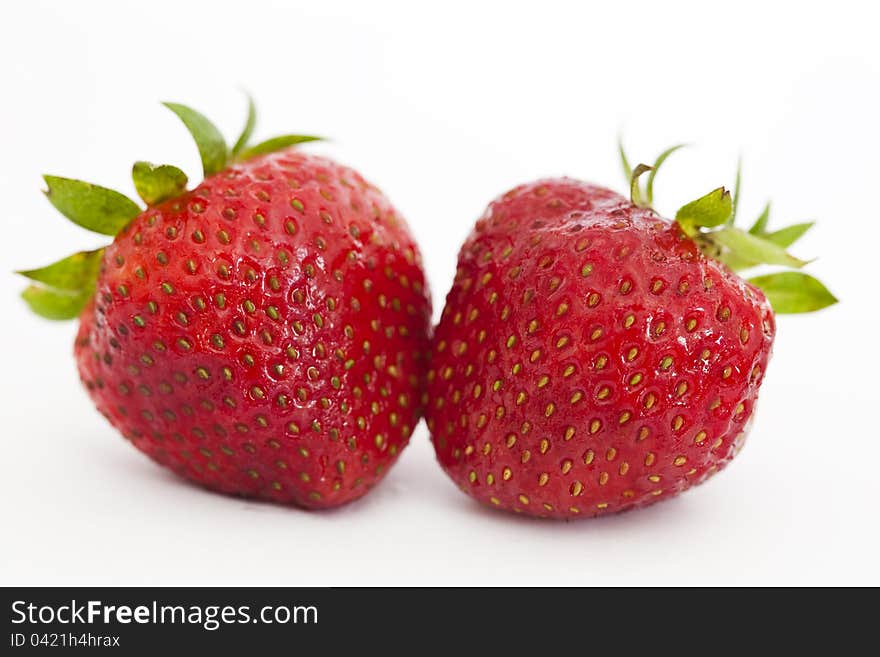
left=231, top=95, right=257, bottom=157
left=162, top=102, right=227, bottom=177
left=748, top=202, right=771, bottom=235
left=764, top=222, right=814, bottom=248
left=722, top=222, right=815, bottom=270
left=629, top=163, right=652, bottom=208
left=17, top=249, right=104, bottom=293
left=747, top=272, right=838, bottom=314
left=618, top=136, right=633, bottom=183
left=675, top=187, right=732, bottom=234
left=21, top=285, right=92, bottom=320
left=239, top=134, right=323, bottom=159
left=645, top=144, right=686, bottom=206
left=132, top=162, right=188, bottom=205
left=729, top=158, right=742, bottom=225
left=43, top=176, right=141, bottom=236
left=711, top=227, right=807, bottom=268
left=718, top=253, right=754, bottom=272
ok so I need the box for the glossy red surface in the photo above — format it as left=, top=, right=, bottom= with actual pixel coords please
left=75, top=150, right=431, bottom=508
left=427, top=179, right=774, bottom=518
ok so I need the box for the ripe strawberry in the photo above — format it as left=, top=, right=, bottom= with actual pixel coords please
left=426, top=147, right=835, bottom=519
left=19, top=99, right=431, bottom=508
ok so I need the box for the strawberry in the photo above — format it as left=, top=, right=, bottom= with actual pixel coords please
left=19, top=98, right=431, bottom=509
left=426, top=146, right=835, bottom=519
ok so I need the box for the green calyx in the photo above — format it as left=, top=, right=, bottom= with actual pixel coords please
left=163, top=98, right=323, bottom=176
left=43, top=176, right=141, bottom=236
left=619, top=139, right=837, bottom=314
left=19, top=96, right=322, bottom=321
left=132, top=162, right=188, bottom=205
left=18, top=249, right=104, bottom=320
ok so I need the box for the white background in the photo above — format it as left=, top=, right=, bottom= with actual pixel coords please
left=1, top=0, right=878, bottom=586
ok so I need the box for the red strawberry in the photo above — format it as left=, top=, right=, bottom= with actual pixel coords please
left=426, top=149, right=835, bottom=519
left=20, top=99, right=431, bottom=508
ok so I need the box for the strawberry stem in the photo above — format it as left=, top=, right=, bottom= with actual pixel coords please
left=629, top=164, right=653, bottom=208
